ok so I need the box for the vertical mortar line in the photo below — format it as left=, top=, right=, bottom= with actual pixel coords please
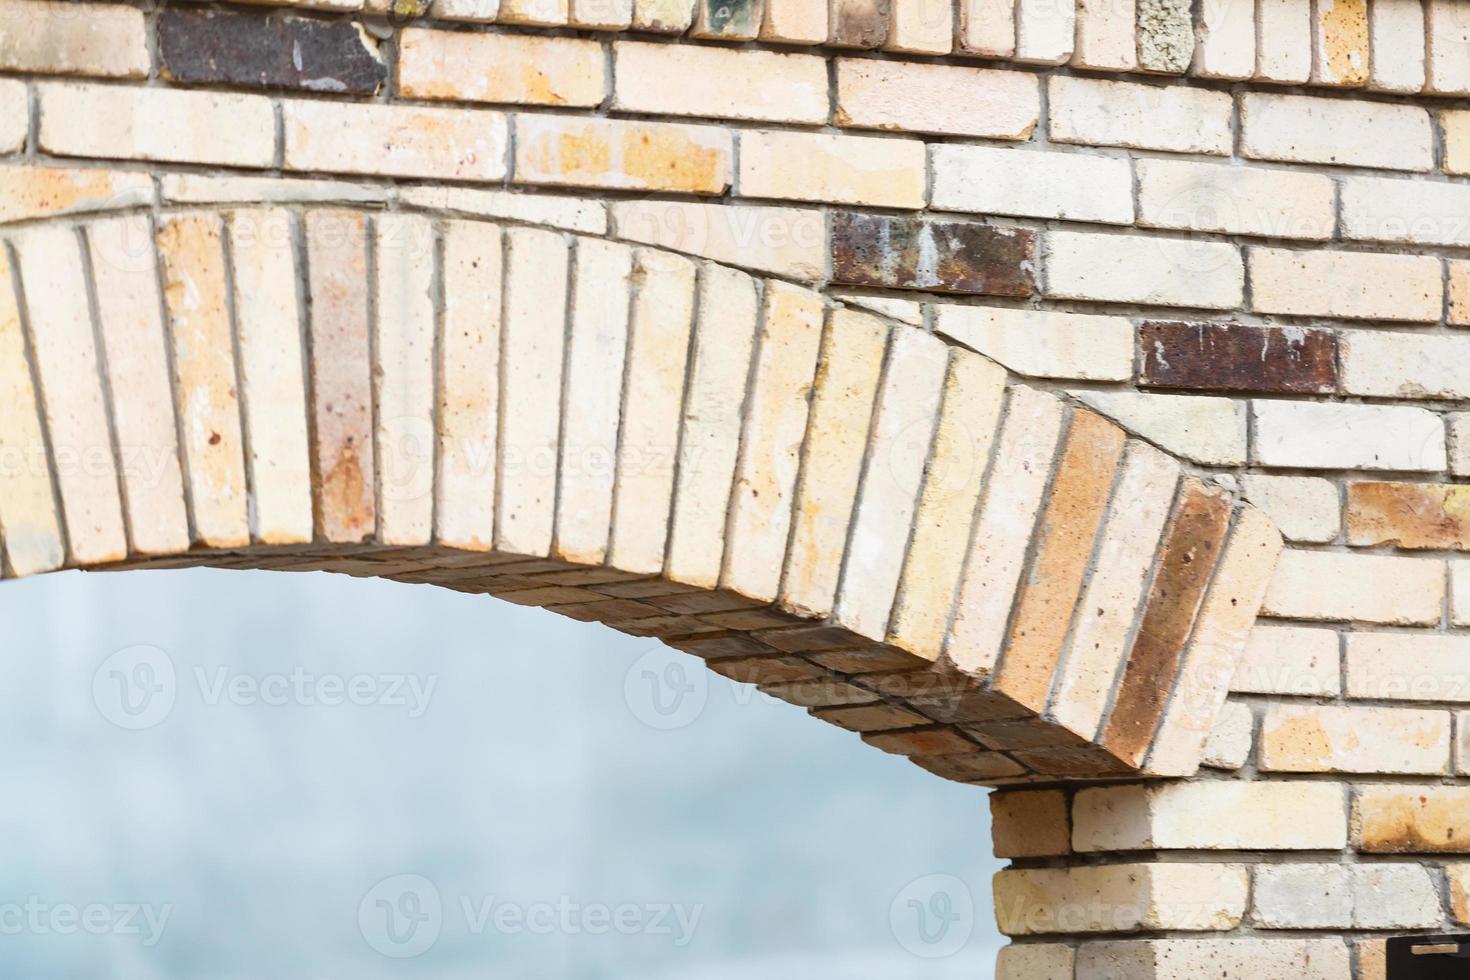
left=273, top=99, right=286, bottom=173
left=603, top=239, right=644, bottom=565
left=290, top=208, right=324, bottom=541
left=75, top=222, right=137, bottom=555
left=660, top=260, right=707, bottom=573
left=547, top=232, right=583, bottom=559
left=429, top=218, right=447, bottom=542
left=220, top=212, right=260, bottom=544
left=716, top=275, right=771, bottom=589
left=367, top=213, right=384, bottom=540
left=491, top=224, right=513, bottom=545
left=4, top=238, right=74, bottom=564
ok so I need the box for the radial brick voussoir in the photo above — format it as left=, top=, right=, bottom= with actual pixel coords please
left=0, top=204, right=1280, bottom=785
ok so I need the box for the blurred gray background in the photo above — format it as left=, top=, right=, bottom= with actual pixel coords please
left=0, top=566, right=1004, bottom=978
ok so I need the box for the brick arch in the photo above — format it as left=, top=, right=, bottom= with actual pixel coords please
left=0, top=203, right=1279, bottom=784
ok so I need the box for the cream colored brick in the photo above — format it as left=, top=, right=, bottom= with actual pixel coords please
left=401, top=186, right=604, bottom=235
left=738, top=130, right=924, bottom=208
left=760, top=0, right=826, bottom=42
left=163, top=174, right=388, bottom=208
left=1264, top=549, right=1444, bottom=624
left=515, top=115, right=732, bottom=195
left=612, top=199, right=823, bottom=281
left=665, top=264, right=759, bottom=588
left=0, top=247, right=62, bottom=575
left=1260, top=703, right=1451, bottom=774
left=1358, top=938, right=1388, bottom=980
left=498, top=0, right=567, bottom=25
left=1070, top=390, right=1246, bottom=466
left=1452, top=260, right=1470, bottom=325
left=435, top=0, right=503, bottom=20
left=1149, top=506, right=1283, bottom=776
left=886, top=0, right=953, bottom=52
left=1256, top=0, right=1313, bottom=82
left=86, top=215, right=189, bottom=557
left=568, top=0, right=630, bottom=28
left=0, top=79, right=25, bottom=153
left=833, top=293, right=922, bottom=326
left=1457, top=561, right=1470, bottom=627
left=10, top=226, right=126, bottom=566
left=1355, top=784, right=1470, bottom=851
left=833, top=328, right=948, bottom=640
left=1201, top=702, right=1254, bottom=769
left=0, top=0, right=147, bottom=77
left=1049, top=76, right=1233, bottom=154
left=1256, top=864, right=1441, bottom=929
left=931, top=144, right=1133, bottom=224
left=991, top=790, right=1070, bottom=858
left=780, top=309, right=886, bottom=620
left=39, top=83, right=274, bottom=168
left=436, top=220, right=502, bottom=552
left=283, top=101, right=507, bottom=182
left=887, top=350, right=1006, bottom=655
left=721, top=282, right=824, bottom=603
left=1241, top=92, right=1433, bottom=170
left=553, top=238, right=631, bottom=567
left=1076, top=938, right=1350, bottom=980
left=1311, top=0, right=1369, bottom=86
left=1049, top=441, right=1179, bottom=738
left=1015, top=0, right=1075, bottom=63
left=1195, top=0, right=1255, bottom=78
left=398, top=29, right=604, bottom=107
left=1232, top=624, right=1342, bottom=696
left=1045, top=230, right=1243, bottom=310
left=631, top=0, right=693, bottom=32
left=372, top=214, right=436, bottom=547
left=1450, top=865, right=1470, bottom=923
left=1074, top=782, right=1348, bottom=851
left=156, top=214, right=249, bottom=548
left=1446, top=110, right=1470, bottom=175
left=995, top=864, right=1249, bottom=935
left=1250, top=247, right=1441, bottom=321
left=497, top=227, right=569, bottom=558
left=1073, top=0, right=1136, bottom=69
left=607, top=250, right=696, bottom=575
left=1450, top=414, right=1470, bottom=476
left=1341, top=332, right=1470, bottom=401
left=1137, top=0, right=1192, bottom=70
left=613, top=41, right=826, bottom=124
left=1342, top=176, right=1470, bottom=246
left=935, top=305, right=1133, bottom=382
left=997, top=944, right=1074, bottom=980
left=226, top=209, right=312, bottom=546
left=960, top=0, right=1015, bottom=55
left=0, top=165, right=152, bottom=225
left=1427, top=0, right=1470, bottom=94
left=835, top=59, right=1039, bottom=139
left=944, top=387, right=1066, bottom=676
left=1346, top=632, right=1470, bottom=703
left=1137, top=158, right=1333, bottom=239
left=1252, top=400, right=1446, bottom=473
left=1240, top=475, right=1340, bottom=544
left=1369, top=0, right=1427, bottom=93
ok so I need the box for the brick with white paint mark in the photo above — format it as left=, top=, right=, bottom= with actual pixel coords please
left=159, top=8, right=385, bottom=94
left=833, top=213, right=1036, bottom=296
left=1253, top=399, right=1446, bottom=473
left=1139, top=320, right=1338, bottom=395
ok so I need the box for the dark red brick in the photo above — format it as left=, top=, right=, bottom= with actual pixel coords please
left=1139, top=320, right=1338, bottom=394
left=159, top=8, right=387, bottom=95
left=831, top=213, right=1035, bottom=296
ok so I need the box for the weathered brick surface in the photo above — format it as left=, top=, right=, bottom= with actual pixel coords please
left=1050, top=76, right=1232, bottom=154
left=1140, top=321, right=1337, bottom=395
left=1261, top=703, right=1451, bottom=774
left=614, top=41, right=828, bottom=123
left=159, top=8, right=385, bottom=93
left=830, top=213, right=1035, bottom=295
left=40, top=83, right=276, bottom=167
left=516, top=115, right=732, bottom=194
left=1074, top=782, right=1349, bottom=851
left=836, top=59, right=1039, bottom=138
left=0, top=0, right=147, bottom=77
left=398, top=29, right=604, bottom=106
left=284, top=100, right=508, bottom=181
left=1354, top=785, right=1470, bottom=852
left=1253, top=400, right=1446, bottom=473
left=1241, top=92, right=1434, bottom=170
left=1347, top=482, right=1470, bottom=550
left=1263, top=549, right=1445, bottom=624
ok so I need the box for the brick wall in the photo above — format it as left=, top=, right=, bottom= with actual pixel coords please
left=2, top=0, right=1469, bottom=976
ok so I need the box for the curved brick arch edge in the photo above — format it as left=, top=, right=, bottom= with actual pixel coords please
left=0, top=205, right=1281, bottom=785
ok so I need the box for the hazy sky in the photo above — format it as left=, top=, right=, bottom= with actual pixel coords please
left=0, top=566, right=1004, bottom=978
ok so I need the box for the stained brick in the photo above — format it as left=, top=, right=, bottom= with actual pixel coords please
left=830, top=213, right=1035, bottom=296
left=159, top=8, right=386, bottom=94
left=1139, top=321, right=1338, bottom=395
left=1347, top=482, right=1470, bottom=550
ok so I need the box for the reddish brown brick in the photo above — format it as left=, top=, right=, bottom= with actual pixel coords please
left=1100, top=479, right=1233, bottom=767
left=1139, top=321, right=1339, bottom=394
left=1347, top=482, right=1470, bottom=551
left=831, top=213, right=1035, bottom=296
left=159, top=8, right=386, bottom=95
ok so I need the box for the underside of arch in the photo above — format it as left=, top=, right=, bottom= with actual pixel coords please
left=0, top=203, right=1282, bottom=784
